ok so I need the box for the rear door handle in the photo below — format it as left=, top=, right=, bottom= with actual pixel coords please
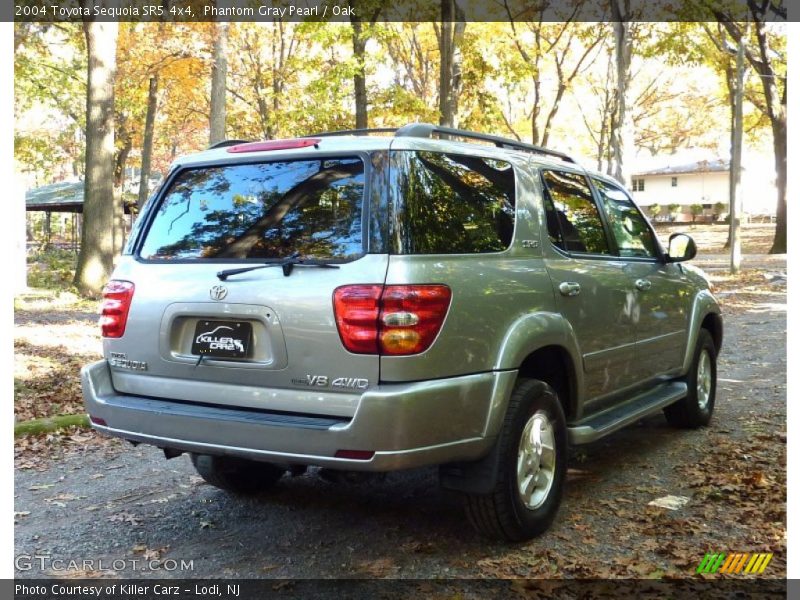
left=559, top=282, right=581, bottom=297
left=635, top=279, right=652, bottom=291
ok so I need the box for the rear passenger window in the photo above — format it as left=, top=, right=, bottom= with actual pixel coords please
left=592, top=178, right=659, bottom=259
left=541, top=170, right=610, bottom=255
left=390, top=151, right=516, bottom=254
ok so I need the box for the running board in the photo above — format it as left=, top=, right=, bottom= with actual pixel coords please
left=568, top=381, right=688, bottom=445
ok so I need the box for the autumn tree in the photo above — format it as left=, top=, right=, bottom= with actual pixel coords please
left=73, top=18, right=119, bottom=296
left=712, top=4, right=786, bottom=254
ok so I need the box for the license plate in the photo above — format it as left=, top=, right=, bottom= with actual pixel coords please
left=191, top=320, right=252, bottom=359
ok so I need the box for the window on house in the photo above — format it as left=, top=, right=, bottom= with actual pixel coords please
left=632, top=178, right=645, bottom=192
left=671, top=177, right=678, bottom=187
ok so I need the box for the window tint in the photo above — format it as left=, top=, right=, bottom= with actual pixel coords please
left=139, top=158, right=365, bottom=260
left=541, top=170, right=609, bottom=255
left=592, top=178, right=659, bottom=259
left=390, top=151, right=516, bottom=254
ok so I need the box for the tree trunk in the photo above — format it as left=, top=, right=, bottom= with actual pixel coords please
left=113, top=120, right=132, bottom=257
left=209, top=21, right=228, bottom=146
left=351, top=13, right=368, bottom=129
left=74, top=20, right=119, bottom=297
left=437, top=0, right=466, bottom=128
left=137, top=74, right=159, bottom=210
left=770, top=118, right=786, bottom=253
left=729, top=36, right=745, bottom=274
left=610, top=1, right=633, bottom=186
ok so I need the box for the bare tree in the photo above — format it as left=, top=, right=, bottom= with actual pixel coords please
left=74, top=19, right=119, bottom=296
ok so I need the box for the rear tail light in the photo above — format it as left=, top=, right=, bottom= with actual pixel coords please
left=99, top=280, right=135, bottom=338
left=333, top=284, right=451, bottom=356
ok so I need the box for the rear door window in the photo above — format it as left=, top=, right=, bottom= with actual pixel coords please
left=390, top=151, right=516, bottom=254
left=139, top=157, right=365, bottom=260
left=541, top=170, right=610, bottom=255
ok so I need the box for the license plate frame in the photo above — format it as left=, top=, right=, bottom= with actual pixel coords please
left=191, top=320, right=252, bottom=359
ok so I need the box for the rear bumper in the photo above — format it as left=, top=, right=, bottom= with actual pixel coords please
left=81, top=361, right=516, bottom=471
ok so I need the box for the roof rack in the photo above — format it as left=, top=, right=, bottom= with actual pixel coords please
left=208, top=139, right=251, bottom=150
left=310, top=127, right=397, bottom=137
left=307, top=122, right=575, bottom=163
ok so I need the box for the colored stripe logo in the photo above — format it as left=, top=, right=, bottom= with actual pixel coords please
left=696, top=552, right=773, bottom=574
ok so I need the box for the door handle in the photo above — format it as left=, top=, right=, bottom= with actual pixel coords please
left=559, top=281, right=581, bottom=297
left=635, top=278, right=652, bottom=291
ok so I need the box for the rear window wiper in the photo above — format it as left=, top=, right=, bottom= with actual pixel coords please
left=216, top=252, right=341, bottom=281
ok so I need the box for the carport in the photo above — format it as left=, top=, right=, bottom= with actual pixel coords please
left=25, top=181, right=135, bottom=251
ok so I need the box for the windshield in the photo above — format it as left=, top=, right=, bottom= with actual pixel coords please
left=139, top=157, right=365, bottom=260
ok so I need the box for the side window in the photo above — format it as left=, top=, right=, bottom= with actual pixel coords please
left=541, top=170, right=610, bottom=255
left=390, top=151, right=516, bottom=254
left=592, top=178, right=659, bottom=259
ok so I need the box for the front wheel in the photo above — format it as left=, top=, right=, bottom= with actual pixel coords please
left=664, top=329, right=717, bottom=428
left=463, top=379, right=567, bottom=541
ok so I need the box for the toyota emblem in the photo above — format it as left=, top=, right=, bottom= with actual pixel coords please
left=209, top=284, right=228, bottom=301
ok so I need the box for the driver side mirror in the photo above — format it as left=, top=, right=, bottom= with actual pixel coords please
left=667, top=233, right=697, bottom=262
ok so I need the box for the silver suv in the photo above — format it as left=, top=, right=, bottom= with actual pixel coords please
left=82, top=123, right=722, bottom=541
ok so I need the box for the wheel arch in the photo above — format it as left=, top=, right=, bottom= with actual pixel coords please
left=681, top=291, right=723, bottom=374
left=494, top=311, right=584, bottom=422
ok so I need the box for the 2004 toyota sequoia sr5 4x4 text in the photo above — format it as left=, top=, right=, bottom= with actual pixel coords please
left=82, top=123, right=722, bottom=541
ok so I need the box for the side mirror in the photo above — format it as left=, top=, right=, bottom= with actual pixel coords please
left=667, top=233, right=697, bottom=262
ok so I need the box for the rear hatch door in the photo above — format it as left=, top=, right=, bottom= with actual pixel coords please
left=108, top=150, right=388, bottom=416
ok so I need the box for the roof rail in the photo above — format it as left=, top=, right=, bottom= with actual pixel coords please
left=394, top=123, right=575, bottom=163
left=305, top=123, right=575, bottom=163
left=208, top=139, right=251, bottom=150
left=310, top=127, right=397, bottom=137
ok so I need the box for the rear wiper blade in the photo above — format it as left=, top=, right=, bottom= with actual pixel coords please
left=216, top=253, right=340, bottom=281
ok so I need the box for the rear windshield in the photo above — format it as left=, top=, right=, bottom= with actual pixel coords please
left=139, top=157, right=365, bottom=260
left=390, top=151, right=516, bottom=254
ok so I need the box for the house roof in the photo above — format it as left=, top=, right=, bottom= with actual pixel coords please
left=26, top=181, right=135, bottom=213
left=26, top=181, right=84, bottom=212
left=633, top=159, right=730, bottom=177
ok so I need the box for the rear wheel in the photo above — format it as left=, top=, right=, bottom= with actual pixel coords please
left=463, top=378, right=567, bottom=541
left=664, top=329, right=717, bottom=428
left=190, top=454, right=285, bottom=494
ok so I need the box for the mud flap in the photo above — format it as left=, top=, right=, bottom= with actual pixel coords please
left=438, top=435, right=502, bottom=495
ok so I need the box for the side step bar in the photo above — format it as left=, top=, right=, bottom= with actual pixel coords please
left=567, top=381, right=688, bottom=445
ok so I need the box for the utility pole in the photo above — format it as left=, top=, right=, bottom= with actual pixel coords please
left=729, top=25, right=746, bottom=274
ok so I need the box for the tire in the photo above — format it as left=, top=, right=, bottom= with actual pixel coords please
left=463, top=378, right=568, bottom=541
left=664, top=329, right=717, bottom=428
left=190, top=453, right=286, bottom=494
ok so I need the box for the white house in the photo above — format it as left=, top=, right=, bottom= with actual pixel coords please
left=630, top=157, right=776, bottom=222
left=630, top=159, right=729, bottom=222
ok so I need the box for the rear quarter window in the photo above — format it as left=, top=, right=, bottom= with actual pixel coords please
left=389, top=151, right=516, bottom=254
left=138, top=157, right=365, bottom=261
